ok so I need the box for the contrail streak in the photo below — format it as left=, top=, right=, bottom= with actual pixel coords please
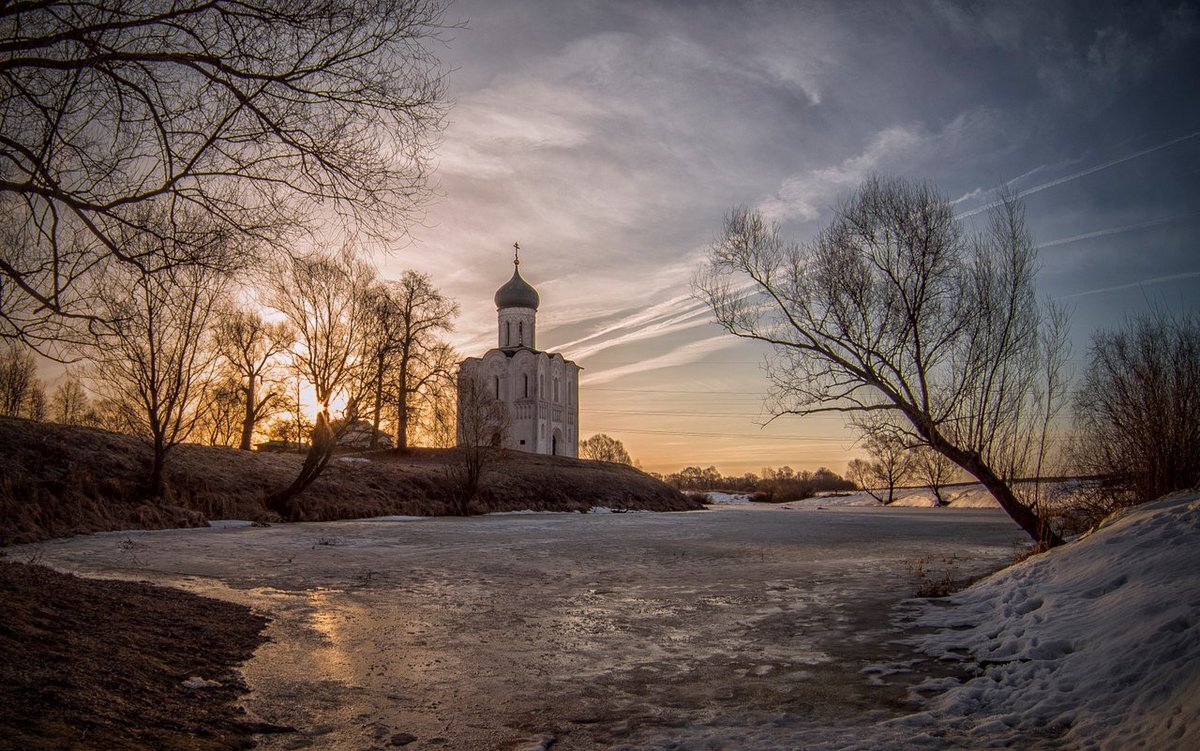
left=958, top=130, right=1200, bottom=218
left=1037, top=210, right=1200, bottom=249
left=1061, top=270, right=1200, bottom=299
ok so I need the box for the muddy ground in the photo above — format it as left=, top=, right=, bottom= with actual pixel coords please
left=0, top=561, right=268, bottom=751
left=12, top=505, right=1026, bottom=750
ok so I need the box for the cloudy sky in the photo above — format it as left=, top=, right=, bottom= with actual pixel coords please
left=379, top=0, right=1200, bottom=475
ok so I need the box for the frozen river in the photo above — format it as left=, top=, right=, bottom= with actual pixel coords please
left=19, top=505, right=1026, bottom=750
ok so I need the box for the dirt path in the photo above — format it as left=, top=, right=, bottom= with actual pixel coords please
left=15, top=506, right=1025, bottom=750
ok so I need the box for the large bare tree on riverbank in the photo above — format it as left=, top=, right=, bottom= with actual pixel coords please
left=0, top=0, right=447, bottom=346
left=213, top=308, right=294, bottom=451
left=86, top=215, right=233, bottom=497
left=371, top=272, right=458, bottom=450
left=697, top=176, right=1070, bottom=546
left=264, top=248, right=375, bottom=514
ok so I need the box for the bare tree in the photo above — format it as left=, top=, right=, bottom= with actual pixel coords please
left=580, top=433, right=634, bottom=465
left=846, top=459, right=882, bottom=503
left=0, top=0, right=448, bottom=344
left=194, top=374, right=245, bottom=448
left=213, top=307, right=294, bottom=450
left=87, top=239, right=229, bottom=497
left=404, top=341, right=459, bottom=448
left=0, top=342, right=37, bottom=416
left=358, top=271, right=457, bottom=450
left=264, top=248, right=376, bottom=512
left=51, top=373, right=91, bottom=424
left=862, top=432, right=914, bottom=505
left=912, top=445, right=958, bottom=507
left=449, top=374, right=511, bottom=515
left=697, top=176, right=1070, bottom=546
left=1073, top=309, right=1200, bottom=508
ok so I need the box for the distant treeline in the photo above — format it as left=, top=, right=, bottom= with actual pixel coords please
left=652, top=465, right=856, bottom=503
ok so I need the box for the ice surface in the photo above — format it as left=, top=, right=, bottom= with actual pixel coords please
left=15, top=506, right=1021, bottom=750
left=22, top=495, right=1193, bottom=749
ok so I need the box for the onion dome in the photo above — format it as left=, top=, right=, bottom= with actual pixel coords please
left=494, top=244, right=540, bottom=310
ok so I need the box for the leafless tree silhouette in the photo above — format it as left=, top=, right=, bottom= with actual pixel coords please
left=580, top=433, right=633, bottom=465
left=213, top=307, right=294, bottom=450
left=0, top=0, right=448, bottom=345
left=912, top=445, right=959, bottom=507
left=358, top=271, right=457, bottom=450
left=1073, top=309, right=1200, bottom=508
left=85, top=211, right=232, bottom=496
left=264, top=247, right=375, bottom=514
left=449, top=375, right=510, bottom=515
left=697, top=176, right=1070, bottom=546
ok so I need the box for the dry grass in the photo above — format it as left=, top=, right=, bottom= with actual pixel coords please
left=0, top=417, right=701, bottom=545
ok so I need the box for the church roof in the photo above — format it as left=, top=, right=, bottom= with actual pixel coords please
left=494, top=247, right=540, bottom=310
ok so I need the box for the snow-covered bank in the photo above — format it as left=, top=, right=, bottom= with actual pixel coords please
left=895, top=490, right=1200, bottom=749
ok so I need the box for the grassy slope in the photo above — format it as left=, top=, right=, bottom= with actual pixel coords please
left=0, top=417, right=700, bottom=545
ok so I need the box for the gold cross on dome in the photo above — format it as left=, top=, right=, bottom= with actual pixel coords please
left=513, top=241, right=520, bottom=266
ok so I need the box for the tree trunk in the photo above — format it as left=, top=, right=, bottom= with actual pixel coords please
left=369, top=356, right=385, bottom=450
left=239, top=375, right=256, bottom=451
left=266, top=410, right=335, bottom=518
left=149, top=441, right=167, bottom=499
left=910, top=411, right=1064, bottom=547
left=930, top=484, right=947, bottom=507
left=395, top=361, right=409, bottom=451
left=954, top=449, right=1063, bottom=547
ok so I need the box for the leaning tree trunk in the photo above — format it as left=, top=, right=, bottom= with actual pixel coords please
left=265, top=410, right=336, bottom=518
left=904, top=409, right=1065, bottom=548
left=946, top=446, right=1064, bottom=547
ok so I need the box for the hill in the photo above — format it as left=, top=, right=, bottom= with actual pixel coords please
left=0, top=417, right=700, bottom=545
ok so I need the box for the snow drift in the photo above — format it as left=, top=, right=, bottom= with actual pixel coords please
left=897, top=490, right=1200, bottom=749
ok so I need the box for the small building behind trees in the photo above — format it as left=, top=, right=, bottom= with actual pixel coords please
left=457, top=245, right=580, bottom=456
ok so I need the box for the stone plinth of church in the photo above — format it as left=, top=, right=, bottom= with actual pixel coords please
left=457, top=249, right=580, bottom=456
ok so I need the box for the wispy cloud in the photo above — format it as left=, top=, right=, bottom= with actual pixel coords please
left=758, top=126, right=923, bottom=222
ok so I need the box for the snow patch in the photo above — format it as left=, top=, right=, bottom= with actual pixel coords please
left=901, top=490, right=1200, bottom=749
left=705, top=492, right=753, bottom=505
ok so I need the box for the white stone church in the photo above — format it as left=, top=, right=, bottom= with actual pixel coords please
left=456, top=246, right=580, bottom=456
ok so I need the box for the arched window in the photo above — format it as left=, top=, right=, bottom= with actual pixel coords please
left=518, top=321, right=524, bottom=345
left=523, top=374, right=529, bottom=398
left=505, top=321, right=511, bottom=346
left=494, top=376, right=500, bottom=400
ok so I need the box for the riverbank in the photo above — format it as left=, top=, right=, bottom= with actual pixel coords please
left=0, top=561, right=268, bottom=751
left=0, top=416, right=699, bottom=545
